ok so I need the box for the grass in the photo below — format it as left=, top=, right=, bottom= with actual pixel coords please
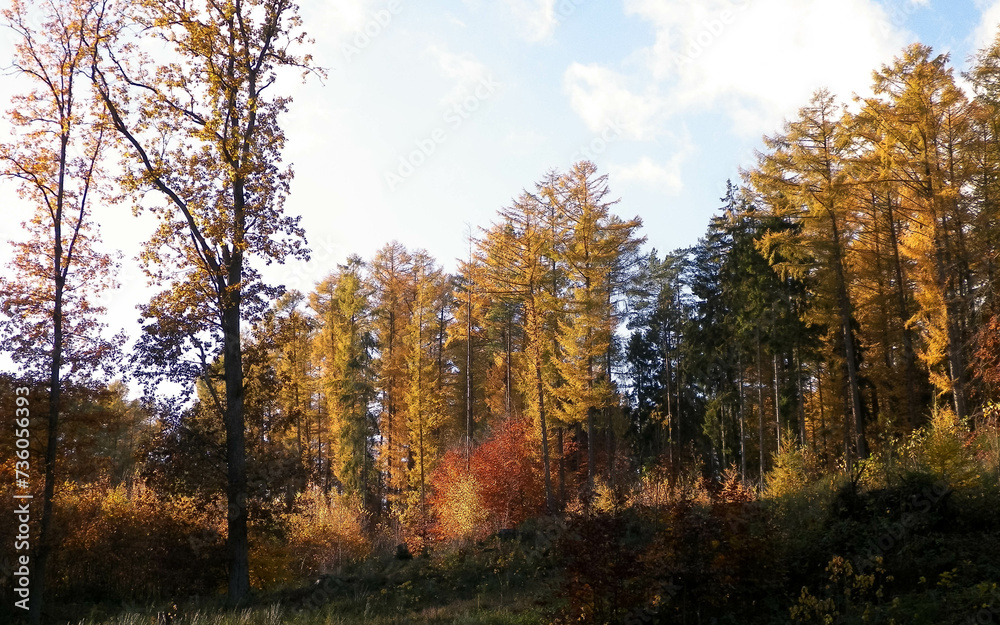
left=66, top=537, right=555, bottom=625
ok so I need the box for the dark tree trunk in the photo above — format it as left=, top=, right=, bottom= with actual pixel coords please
left=222, top=297, right=249, bottom=606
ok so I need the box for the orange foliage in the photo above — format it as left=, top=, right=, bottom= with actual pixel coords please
left=975, top=314, right=1000, bottom=396
left=429, top=417, right=545, bottom=541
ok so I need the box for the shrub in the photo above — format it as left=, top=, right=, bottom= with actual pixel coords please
left=50, top=479, right=226, bottom=602
left=909, top=408, right=980, bottom=490
left=428, top=417, right=545, bottom=543
left=429, top=451, right=489, bottom=542
left=767, top=434, right=818, bottom=499
left=284, top=487, right=370, bottom=577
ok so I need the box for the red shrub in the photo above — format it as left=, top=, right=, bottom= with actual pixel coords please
left=429, top=417, right=545, bottom=541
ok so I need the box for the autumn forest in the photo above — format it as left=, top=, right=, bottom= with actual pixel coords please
left=2, top=0, right=1000, bottom=624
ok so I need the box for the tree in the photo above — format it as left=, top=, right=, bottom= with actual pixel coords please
left=625, top=248, right=690, bottom=474
left=860, top=45, right=974, bottom=421
left=746, top=90, right=869, bottom=466
left=403, top=251, right=450, bottom=521
left=479, top=193, right=558, bottom=511
left=312, top=257, right=378, bottom=507
left=0, top=0, right=120, bottom=620
left=370, top=242, right=416, bottom=512
left=968, top=32, right=1000, bottom=398
left=90, top=0, right=316, bottom=604
left=548, top=161, right=643, bottom=487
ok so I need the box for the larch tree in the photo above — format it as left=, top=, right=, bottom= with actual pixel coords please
left=403, top=251, right=449, bottom=522
left=370, top=241, right=416, bottom=512
left=843, top=108, right=925, bottom=430
left=445, top=246, right=495, bottom=467
left=479, top=193, right=557, bottom=511
left=548, top=162, right=643, bottom=487
left=967, top=32, right=1000, bottom=395
left=89, top=0, right=316, bottom=604
left=746, top=89, right=869, bottom=467
left=269, top=292, right=318, bottom=481
left=0, top=0, right=120, bottom=621
left=861, top=44, right=974, bottom=420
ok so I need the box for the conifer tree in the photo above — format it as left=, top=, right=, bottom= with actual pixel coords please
left=312, top=257, right=377, bottom=504
left=746, top=90, right=869, bottom=465
left=370, top=242, right=416, bottom=510
left=861, top=45, right=973, bottom=420
left=548, top=161, right=643, bottom=486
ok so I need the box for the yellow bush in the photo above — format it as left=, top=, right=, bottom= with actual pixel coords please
left=284, top=487, right=370, bottom=577
left=434, top=471, right=489, bottom=541
left=51, top=479, right=226, bottom=600
left=911, top=407, right=980, bottom=490
left=766, top=434, right=815, bottom=499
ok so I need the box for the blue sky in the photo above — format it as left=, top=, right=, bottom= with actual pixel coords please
left=0, top=0, right=998, bottom=344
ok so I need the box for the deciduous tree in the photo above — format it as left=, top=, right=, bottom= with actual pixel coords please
left=90, top=0, right=316, bottom=603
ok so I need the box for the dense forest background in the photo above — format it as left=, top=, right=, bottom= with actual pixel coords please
left=2, top=0, right=1000, bottom=623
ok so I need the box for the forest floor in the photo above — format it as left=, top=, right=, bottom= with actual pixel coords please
left=58, top=469, right=1000, bottom=625
left=29, top=425, right=1000, bottom=625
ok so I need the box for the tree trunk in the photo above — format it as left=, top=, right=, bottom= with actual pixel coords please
left=830, top=221, right=867, bottom=460
left=587, top=408, right=596, bottom=490
left=222, top=298, right=249, bottom=606
left=756, top=331, right=765, bottom=479
left=535, top=354, right=554, bottom=511
left=885, top=193, right=920, bottom=428
left=773, top=351, right=781, bottom=447
left=30, top=129, right=70, bottom=625
left=30, top=278, right=63, bottom=625
left=738, top=353, right=746, bottom=480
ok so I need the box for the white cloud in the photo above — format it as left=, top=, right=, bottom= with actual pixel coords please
left=505, top=0, right=559, bottom=42
left=427, top=45, right=493, bottom=108
left=563, top=63, right=667, bottom=140
left=974, top=1, right=1000, bottom=50
left=502, top=128, right=549, bottom=155
left=610, top=152, right=687, bottom=195
left=567, top=0, right=910, bottom=141
left=310, top=0, right=384, bottom=37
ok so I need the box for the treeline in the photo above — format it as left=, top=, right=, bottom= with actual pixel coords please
left=678, top=42, right=1000, bottom=479
left=154, top=42, right=1000, bottom=535
left=149, top=161, right=643, bottom=531
left=6, top=5, right=1000, bottom=612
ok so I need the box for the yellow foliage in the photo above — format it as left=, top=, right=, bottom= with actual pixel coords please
left=434, top=472, right=489, bottom=541
left=592, top=477, right=627, bottom=514
left=285, top=487, right=370, bottom=577
left=766, top=435, right=815, bottom=499
left=911, top=407, right=980, bottom=489
left=790, top=556, right=891, bottom=624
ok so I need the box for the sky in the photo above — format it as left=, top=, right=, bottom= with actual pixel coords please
left=1, top=0, right=1000, bottom=365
